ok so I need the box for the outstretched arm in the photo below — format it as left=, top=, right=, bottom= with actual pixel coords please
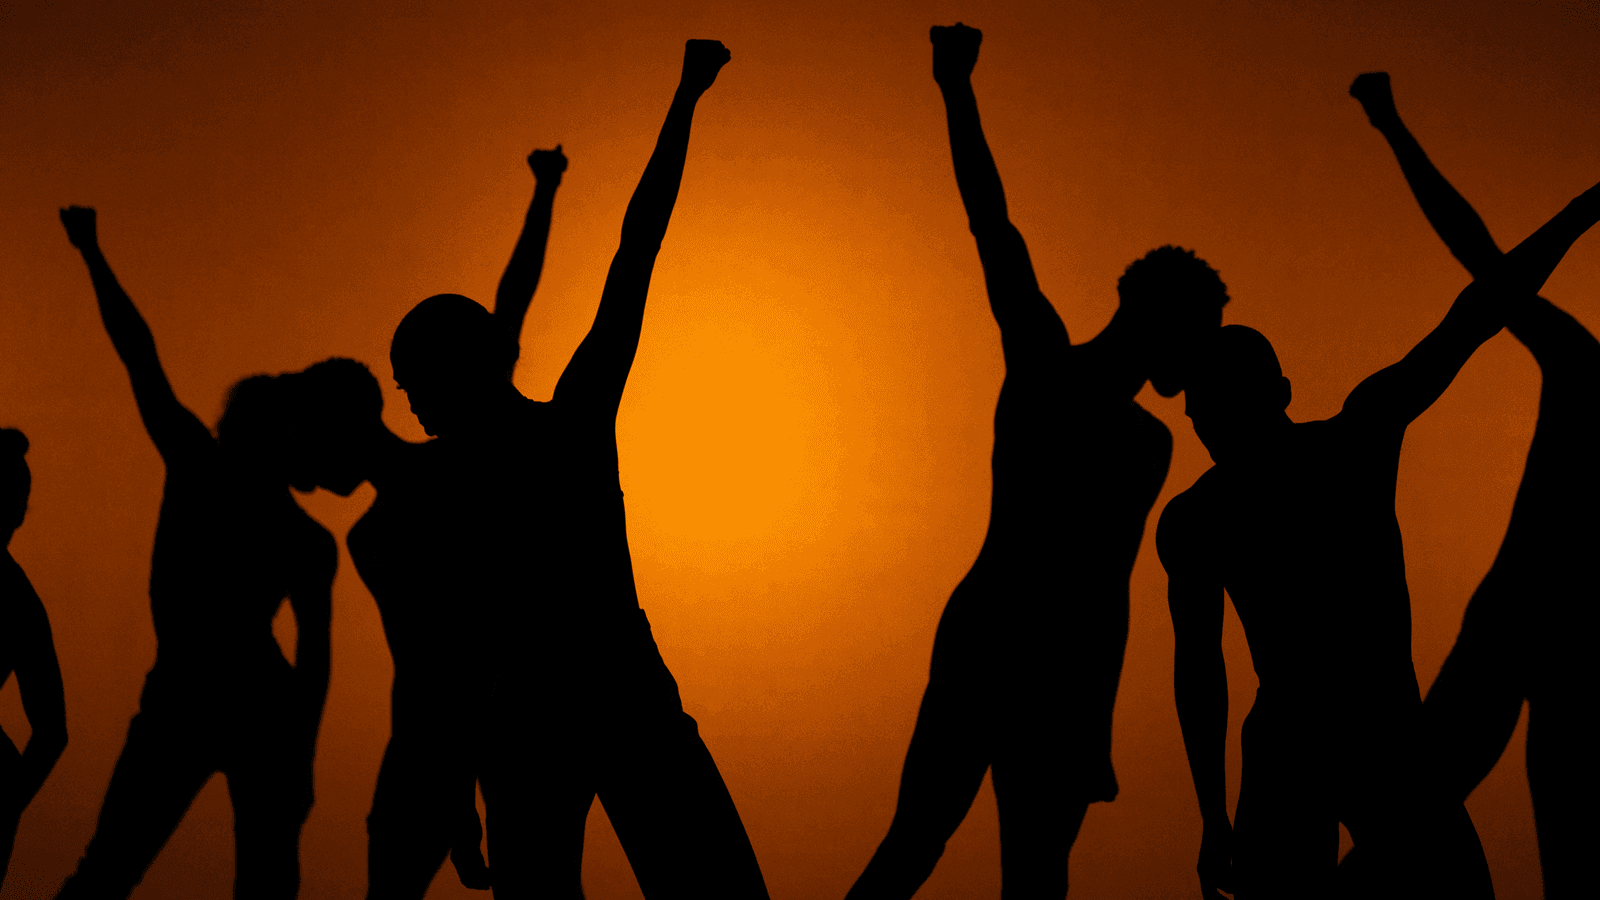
left=552, top=41, right=729, bottom=415
left=493, top=146, right=568, bottom=376
left=1342, top=178, right=1600, bottom=425
left=1157, top=498, right=1233, bottom=900
left=933, top=23, right=1066, bottom=358
left=59, top=207, right=210, bottom=459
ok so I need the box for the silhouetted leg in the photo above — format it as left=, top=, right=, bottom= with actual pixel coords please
left=225, top=701, right=315, bottom=900
left=54, top=702, right=215, bottom=900
left=589, top=617, right=768, bottom=899
left=990, top=752, right=1088, bottom=900
left=1231, top=713, right=1337, bottom=900
left=366, top=735, right=456, bottom=900
left=479, top=720, right=592, bottom=900
left=845, top=659, right=991, bottom=900
left=1, top=739, right=19, bottom=888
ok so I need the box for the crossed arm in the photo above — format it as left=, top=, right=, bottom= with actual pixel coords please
left=552, top=40, right=730, bottom=418
left=1340, top=171, right=1600, bottom=427
left=933, top=24, right=1068, bottom=365
left=59, top=207, right=211, bottom=461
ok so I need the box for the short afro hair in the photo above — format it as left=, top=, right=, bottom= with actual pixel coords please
left=1117, top=245, right=1229, bottom=316
left=390, top=294, right=517, bottom=384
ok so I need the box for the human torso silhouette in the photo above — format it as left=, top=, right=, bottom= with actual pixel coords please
left=149, top=436, right=331, bottom=679
left=1166, top=418, right=1418, bottom=717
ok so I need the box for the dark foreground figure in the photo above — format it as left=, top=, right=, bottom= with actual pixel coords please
left=386, top=41, right=768, bottom=899
left=847, top=24, right=1227, bottom=900
left=1, top=429, right=68, bottom=888
left=1158, top=173, right=1600, bottom=898
left=290, top=146, right=569, bottom=899
left=1351, top=71, right=1600, bottom=899
left=55, top=208, right=334, bottom=900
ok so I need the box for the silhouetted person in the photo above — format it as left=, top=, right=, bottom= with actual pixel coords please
left=386, top=41, right=768, bottom=899
left=55, top=207, right=334, bottom=900
left=1, top=428, right=68, bottom=888
left=1158, top=174, right=1600, bottom=898
left=1351, top=71, right=1600, bottom=899
left=287, top=146, right=569, bottom=899
left=846, top=25, right=1228, bottom=900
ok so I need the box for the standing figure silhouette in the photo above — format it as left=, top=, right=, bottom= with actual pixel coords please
left=846, top=24, right=1228, bottom=900
left=1, top=428, right=68, bottom=888
left=385, top=41, right=768, bottom=899
left=286, top=145, right=569, bottom=899
left=1157, top=175, right=1600, bottom=898
left=1350, top=71, right=1600, bottom=899
left=55, top=208, right=335, bottom=900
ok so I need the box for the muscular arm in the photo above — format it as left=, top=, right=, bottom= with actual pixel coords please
left=2, top=568, right=67, bottom=813
left=552, top=41, right=729, bottom=416
left=933, top=24, right=1067, bottom=360
left=59, top=207, right=211, bottom=459
left=1342, top=178, right=1600, bottom=425
left=493, top=146, right=568, bottom=376
left=1157, top=496, right=1233, bottom=899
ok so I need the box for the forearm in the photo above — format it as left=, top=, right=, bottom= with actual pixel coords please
left=1498, top=181, right=1600, bottom=297
left=494, top=177, right=562, bottom=352
left=16, top=729, right=66, bottom=804
left=616, top=88, right=702, bottom=262
left=1174, top=651, right=1230, bottom=826
left=77, top=245, right=161, bottom=374
left=1370, top=120, right=1503, bottom=278
left=939, top=80, right=1010, bottom=234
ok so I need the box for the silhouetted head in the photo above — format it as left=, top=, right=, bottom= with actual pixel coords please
left=1184, top=325, right=1291, bottom=463
left=1, top=428, right=30, bottom=543
left=217, top=374, right=308, bottom=489
left=285, top=358, right=384, bottom=496
left=1116, top=246, right=1229, bottom=397
left=390, top=294, right=517, bottom=438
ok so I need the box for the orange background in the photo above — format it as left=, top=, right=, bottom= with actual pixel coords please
left=3, top=1, right=1598, bottom=897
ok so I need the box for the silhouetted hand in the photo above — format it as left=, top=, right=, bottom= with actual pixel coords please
left=59, top=205, right=99, bottom=250
left=679, top=39, right=730, bottom=97
left=1198, top=821, right=1235, bottom=898
left=528, top=145, right=568, bottom=184
left=1349, top=72, right=1400, bottom=131
left=931, top=23, right=982, bottom=88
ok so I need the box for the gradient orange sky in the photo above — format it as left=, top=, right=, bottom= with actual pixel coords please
left=3, top=1, right=1598, bottom=897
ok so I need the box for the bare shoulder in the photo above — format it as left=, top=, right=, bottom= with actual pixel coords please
left=1156, top=471, right=1219, bottom=569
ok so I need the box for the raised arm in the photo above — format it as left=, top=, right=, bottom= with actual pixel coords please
left=932, top=23, right=1066, bottom=358
left=493, top=146, right=568, bottom=376
left=59, top=207, right=210, bottom=459
left=1351, top=72, right=1599, bottom=361
left=552, top=41, right=729, bottom=415
left=1342, top=178, right=1600, bottom=425
left=1, top=571, right=67, bottom=817
left=1157, top=496, right=1233, bottom=900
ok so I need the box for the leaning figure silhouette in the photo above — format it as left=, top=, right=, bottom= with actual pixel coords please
left=384, top=41, right=768, bottom=899
left=1157, top=167, right=1600, bottom=898
left=847, top=24, right=1228, bottom=900
left=55, top=207, right=335, bottom=900
left=286, top=145, right=570, bottom=898
left=1349, top=71, right=1600, bottom=900
left=1, top=428, right=68, bottom=889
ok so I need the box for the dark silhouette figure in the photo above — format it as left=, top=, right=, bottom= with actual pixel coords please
left=385, top=42, right=768, bottom=899
left=287, top=146, right=569, bottom=899
left=846, top=25, right=1228, bottom=900
left=1158, top=176, right=1600, bottom=897
left=1350, top=71, right=1600, bottom=899
left=1, top=428, right=68, bottom=888
left=55, top=207, right=335, bottom=900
